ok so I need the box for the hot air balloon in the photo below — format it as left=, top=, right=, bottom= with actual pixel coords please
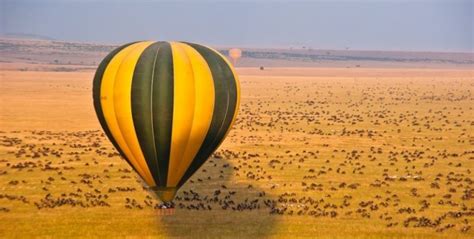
left=92, top=41, right=240, bottom=205
left=228, top=48, right=242, bottom=66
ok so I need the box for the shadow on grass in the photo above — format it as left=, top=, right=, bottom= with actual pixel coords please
left=158, top=154, right=279, bottom=238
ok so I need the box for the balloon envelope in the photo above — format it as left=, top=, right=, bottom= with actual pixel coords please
left=229, top=48, right=242, bottom=62
left=92, top=41, right=240, bottom=202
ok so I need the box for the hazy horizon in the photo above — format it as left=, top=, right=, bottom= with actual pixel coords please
left=1, top=0, right=473, bottom=52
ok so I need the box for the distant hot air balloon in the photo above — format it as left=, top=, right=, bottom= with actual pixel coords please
left=228, top=48, right=242, bottom=66
left=92, top=41, right=240, bottom=205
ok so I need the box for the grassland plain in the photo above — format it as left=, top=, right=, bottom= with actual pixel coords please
left=0, top=68, right=473, bottom=238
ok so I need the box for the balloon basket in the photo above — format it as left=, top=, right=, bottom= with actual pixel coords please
left=155, top=205, right=176, bottom=215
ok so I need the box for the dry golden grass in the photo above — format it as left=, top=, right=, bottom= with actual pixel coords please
left=0, top=67, right=473, bottom=238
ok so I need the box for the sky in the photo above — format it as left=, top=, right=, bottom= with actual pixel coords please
left=1, top=0, right=472, bottom=52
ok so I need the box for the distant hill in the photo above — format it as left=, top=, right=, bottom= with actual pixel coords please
left=1, top=33, right=55, bottom=41
left=223, top=48, right=474, bottom=66
left=1, top=37, right=473, bottom=71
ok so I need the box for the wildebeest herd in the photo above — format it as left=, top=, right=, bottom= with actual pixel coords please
left=0, top=69, right=473, bottom=238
